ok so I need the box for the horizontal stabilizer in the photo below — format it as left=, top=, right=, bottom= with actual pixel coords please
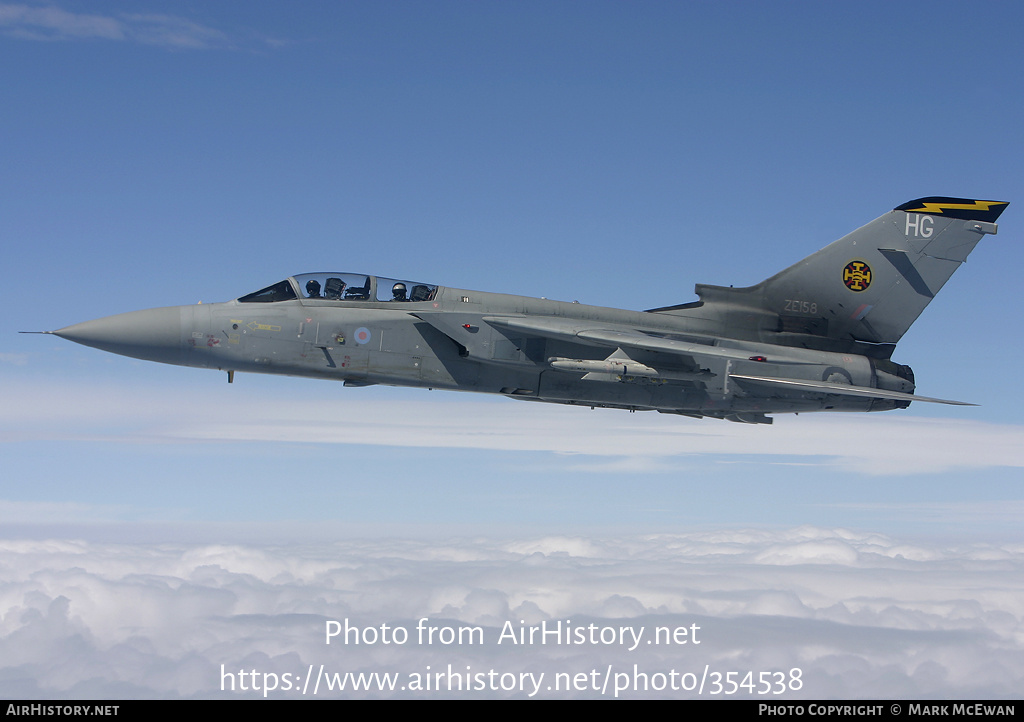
left=729, top=374, right=974, bottom=406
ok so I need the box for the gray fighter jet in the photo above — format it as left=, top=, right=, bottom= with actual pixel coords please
left=44, top=197, right=1008, bottom=424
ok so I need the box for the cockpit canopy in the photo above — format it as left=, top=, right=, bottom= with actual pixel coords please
left=237, top=274, right=439, bottom=304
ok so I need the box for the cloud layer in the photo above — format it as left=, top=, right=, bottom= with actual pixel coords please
left=1, top=527, right=1021, bottom=698
left=6, top=381, right=1024, bottom=476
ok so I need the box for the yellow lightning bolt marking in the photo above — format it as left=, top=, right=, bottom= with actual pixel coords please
left=903, top=200, right=1006, bottom=215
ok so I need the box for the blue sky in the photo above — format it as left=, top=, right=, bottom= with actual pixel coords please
left=1, top=1, right=1022, bottom=698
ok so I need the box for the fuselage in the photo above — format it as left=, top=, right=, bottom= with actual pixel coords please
left=54, top=272, right=906, bottom=423
left=50, top=198, right=1007, bottom=423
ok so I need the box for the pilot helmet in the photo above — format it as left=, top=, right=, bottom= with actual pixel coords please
left=392, top=282, right=407, bottom=297
left=306, top=279, right=322, bottom=297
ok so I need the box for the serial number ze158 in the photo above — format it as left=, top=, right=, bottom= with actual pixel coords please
left=707, top=668, right=802, bottom=695
left=783, top=300, right=817, bottom=314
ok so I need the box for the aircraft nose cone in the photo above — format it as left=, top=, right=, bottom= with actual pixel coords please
left=54, top=307, right=185, bottom=364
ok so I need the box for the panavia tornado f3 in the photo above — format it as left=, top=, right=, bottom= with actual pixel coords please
left=44, top=197, right=1008, bottom=424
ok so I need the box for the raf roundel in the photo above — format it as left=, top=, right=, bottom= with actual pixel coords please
left=842, top=260, right=872, bottom=292
left=354, top=327, right=372, bottom=344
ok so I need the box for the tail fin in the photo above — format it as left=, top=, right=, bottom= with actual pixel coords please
left=677, top=197, right=1008, bottom=356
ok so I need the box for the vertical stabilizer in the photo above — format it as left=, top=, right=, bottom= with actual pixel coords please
left=690, top=197, right=1008, bottom=350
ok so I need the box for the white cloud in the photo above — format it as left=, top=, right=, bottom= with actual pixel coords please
left=4, top=381, right=1024, bottom=476
left=117, top=13, right=228, bottom=49
left=0, top=527, right=1021, bottom=698
left=0, top=4, right=122, bottom=41
left=0, top=3, right=269, bottom=50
